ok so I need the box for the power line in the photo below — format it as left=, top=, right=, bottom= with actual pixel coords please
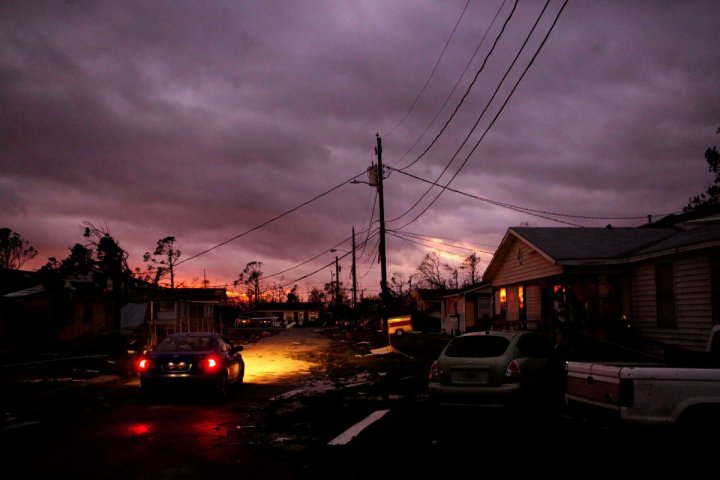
left=393, top=168, right=679, bottom=224
left=384, top=0, right=472, bottom=137
left=175, top=170, right=367, bottom=268
left=391, top=229, right=495, bottom=254
left=389, top=231, right=469, bottom=258
left=390, top=0, right=551, bottom=225
left=395, top=0, right=570, bottom=231
left=393, top=0, right=510, bottom=169
left=398, top=230, right=499, bottom=250
left=395, top=0, right=518, bottom=171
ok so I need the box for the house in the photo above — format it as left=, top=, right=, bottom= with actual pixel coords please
left=239, top=302, right=322, bottom=326
left=482, top=216, right=720, bottom=351
left=440, top=283, right=494, bottom=335
left=412, top=288, right=450, bottom=320
left=151, top=288, right=228, bottom=340
left=1, top=269, right=124, bottom=347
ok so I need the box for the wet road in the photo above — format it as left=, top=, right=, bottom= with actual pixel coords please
left=2, top=328, right=712, bottom=478
left=0, top=328, right=331, bottom=480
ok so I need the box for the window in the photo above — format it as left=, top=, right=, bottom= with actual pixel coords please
left=445, top=336, right=510, bottom=358
left=655, top=262, right=676, bottom=328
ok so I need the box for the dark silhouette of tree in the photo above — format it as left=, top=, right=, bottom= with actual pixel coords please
left=287, top=285, right=300, bottom=303
left=445, top=264, right=460, bottom=289
left=0, top=228, right=38, bottom=270
left=60, top=243, right=95, bottom=274
left=49, top=221, right=130, bottom=330
left=236, top=261, right=264, bottom=306
left=389, top=272, right=413, bottom=305
left=460, top=252, right=482, bottom=286
left=308, top=286, right=327, bottom=305
left=143, top=236, right=181, bottom=288
left=685, top=126, right=720, bottom=212
left=416, top=252, right=448, bottom=289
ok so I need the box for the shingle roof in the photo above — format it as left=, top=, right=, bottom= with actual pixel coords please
left=633, top=221, right=720, bottom=256
left=512, top=227, right=676, bottom=261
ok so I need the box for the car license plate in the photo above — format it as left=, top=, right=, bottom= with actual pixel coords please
left=452, top=369, right=488, bottom=384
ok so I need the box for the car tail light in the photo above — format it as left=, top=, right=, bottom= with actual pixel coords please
left=505, top=359, right=521, bottom=378
left=136, top=357, right=151, bottom=372
left=202, top=356, right=220, bottom=371
left=429, top=360, right=440, bottom=382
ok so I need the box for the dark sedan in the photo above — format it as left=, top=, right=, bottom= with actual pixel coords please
left=136, top=332, right=244, bottom=400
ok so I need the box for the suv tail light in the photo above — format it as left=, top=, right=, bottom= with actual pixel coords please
left=429, top=361, right=440, bottom=382
left=505, top=359, right=521, bottom=378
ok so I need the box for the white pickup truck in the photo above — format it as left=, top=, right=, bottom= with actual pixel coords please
left=564, top=326, right=720, bottom=427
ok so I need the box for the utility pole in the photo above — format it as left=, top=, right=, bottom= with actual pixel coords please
left=375, top=134, right=389, bottom=333
left=351, top=226, right=357, bottom=308
left=335, top=255, right=340, bottom=316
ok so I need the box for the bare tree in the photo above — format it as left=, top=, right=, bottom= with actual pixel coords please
left=82, top=222, right=130, bottom=274
left=236, top=261, right=264, bottom=306
left=416, top=253, right=447, bottom=289
left=0, top=228, right=38, bottom=270
left=460, top=252, right=482, bottom=286
left=390, top=272, right=408, bottom=298
left=445, top=264, right=460, bottom=290
left=143, top=236, right=181, bottom=288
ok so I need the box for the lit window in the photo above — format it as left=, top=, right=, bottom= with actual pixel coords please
left=518, top=285, right=524, bottom=310
left=499, top=288, right=507, bottom=306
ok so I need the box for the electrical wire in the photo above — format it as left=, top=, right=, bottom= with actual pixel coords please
left=390, top=0, right=551, bottom=225
left=398, top=230, right=499, bottom=250
left=395, top=0, right=570, bottom=231
left=390, top=229, right=495, bottom=254
left=393, top=0, right=509, bottom=169
left=392, top=168, right=679, bottom=224
left=395, top=0, right=517, bottom=171
left=175, top=169, right=368, bottom=268
left=389, top=231, right=467, bottom=258
left=384, top=0, right=472, bottom=137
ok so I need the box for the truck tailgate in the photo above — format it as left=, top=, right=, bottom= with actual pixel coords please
left=565, top=362, right=623, bottom=410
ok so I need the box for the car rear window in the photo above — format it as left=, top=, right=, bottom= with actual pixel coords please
left=155, top=336, right=215, bottom=352
left=444, top=336, right=510, bottom=358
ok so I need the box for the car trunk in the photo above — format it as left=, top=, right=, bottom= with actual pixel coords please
left=150, top=351, right=210, bottom=374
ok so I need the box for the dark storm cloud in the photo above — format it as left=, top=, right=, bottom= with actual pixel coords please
left=1, top=0, right=719, bottom=290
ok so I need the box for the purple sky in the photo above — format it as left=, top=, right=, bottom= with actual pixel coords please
left=2, top=0, right=719, bottom=298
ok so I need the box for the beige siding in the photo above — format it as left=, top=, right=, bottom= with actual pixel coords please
left=526, top=285, right=542, bottom=323
left=632, top=256, right=714, bottom=351
left=465, top=298, right=475, bottom=329
left=492, top=240, right=562, bottom=286
left=507, top=286, right=519, bottom=322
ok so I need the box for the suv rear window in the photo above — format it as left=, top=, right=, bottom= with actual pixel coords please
left=444, top=336, right=510, bottom=358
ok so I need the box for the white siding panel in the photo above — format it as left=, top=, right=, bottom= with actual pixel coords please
left=631, top=263, right=656, bottom=332
left=632, top=256, right=714, bottom=351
